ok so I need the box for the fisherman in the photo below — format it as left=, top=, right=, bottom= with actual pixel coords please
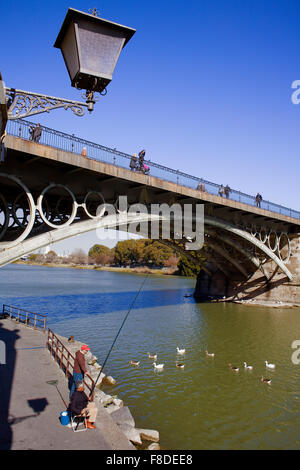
left=68, top=381, right=98, bottom=430
left=69, top=344, right=91, bottom=398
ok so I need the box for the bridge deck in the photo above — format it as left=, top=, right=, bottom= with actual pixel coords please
left=4, top=132, right=300, bottom=229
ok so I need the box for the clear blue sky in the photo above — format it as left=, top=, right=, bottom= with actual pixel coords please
left=2, top=0, right=300, bottom=252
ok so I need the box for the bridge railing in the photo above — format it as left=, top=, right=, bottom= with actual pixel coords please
left=6, top=118, right=300, bottom=220
left=47, top=329, right=95, bottom=395
left=1, top=304, right=47, bottom=332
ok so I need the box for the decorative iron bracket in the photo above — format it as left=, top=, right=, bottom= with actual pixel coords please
left=5, top=87, right=95, bottom=120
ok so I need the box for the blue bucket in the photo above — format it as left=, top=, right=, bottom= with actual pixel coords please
left=60, top=411, right=70, bottom=426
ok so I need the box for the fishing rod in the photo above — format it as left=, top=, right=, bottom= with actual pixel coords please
left=89, top=273, right=149, bottom=397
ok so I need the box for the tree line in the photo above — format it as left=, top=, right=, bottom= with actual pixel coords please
left=28, top=239, right=205, bottom=277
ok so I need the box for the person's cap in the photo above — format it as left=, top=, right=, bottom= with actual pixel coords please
left=81, top=345, right=90, bottom=351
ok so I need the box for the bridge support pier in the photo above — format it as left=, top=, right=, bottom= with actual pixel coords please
left=194, top=235, right=300, bottom=305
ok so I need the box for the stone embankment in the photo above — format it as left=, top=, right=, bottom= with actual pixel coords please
left=53, top=332, right=161, bottom=450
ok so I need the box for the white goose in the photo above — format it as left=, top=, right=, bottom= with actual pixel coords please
left=265, top=361, right=275, bottom=370
left=176, top=347, right=185, bottom=355
left=206, top=350, right=215, bottom=357
left=244, top=362, right=253, bottom=370
left=153, top=362, right=164, bottom=370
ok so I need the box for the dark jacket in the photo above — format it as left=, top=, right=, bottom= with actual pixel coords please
left=73, top=350, right=87, bottom=374
left=68, top=390, right=89, bottom=415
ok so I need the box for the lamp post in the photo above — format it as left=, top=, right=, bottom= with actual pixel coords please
left=0, top=7, right=135, bottom=129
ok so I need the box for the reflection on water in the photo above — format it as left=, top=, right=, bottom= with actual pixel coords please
left=1, top=264, right=300, bottom=449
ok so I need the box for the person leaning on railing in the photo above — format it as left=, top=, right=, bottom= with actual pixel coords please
left=69, top=344, right=91, bottom=399
left=29, top=123, right=42, bottom=143
left=255, top=193, right=262, bottom=208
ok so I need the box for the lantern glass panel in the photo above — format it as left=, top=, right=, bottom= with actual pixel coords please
left=60, top=23, right=79, bottom=82
left=77, top=20, right=126, bottom=80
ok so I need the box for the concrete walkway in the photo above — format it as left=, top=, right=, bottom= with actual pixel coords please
left=0, top=318, right=135, bottom=450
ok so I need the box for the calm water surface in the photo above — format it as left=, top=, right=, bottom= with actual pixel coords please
left=1, top=264, right=300, bottom=450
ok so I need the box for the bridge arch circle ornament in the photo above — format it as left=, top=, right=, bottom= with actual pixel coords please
left=250, top=224, right=257, bottom=237
left=0, top=173, right=36, bottom=249
left=37, top=184, right=78, bottom=229
left=0, top=193, right=9, bottom=241
left=267, top=229, right=279, bottom=253
left=259, top=226, right=268, bottom=244
left=83, top=191, right=106, bottom=219
left=277, top=232, right=291, bottom=264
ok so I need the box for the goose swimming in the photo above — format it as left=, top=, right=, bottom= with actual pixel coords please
left=129, top=360, right=140, bottom=366
left=265, top=361, right=275, bottom=369
left=153, top=362, right=164, bottom=370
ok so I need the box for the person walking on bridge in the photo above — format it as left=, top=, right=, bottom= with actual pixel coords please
left=138, top=149, right=146, bottom=171
left=70, top=344, right=91, bottom=398
left=224, top=185, right=231, bottom=199
left=255, top=193, right=262, bottom=208
left=219, top=184, right=225, bottom=197
left=29, top=123, right=42, bottom=143
left=130, top=153, right=138, bottom=171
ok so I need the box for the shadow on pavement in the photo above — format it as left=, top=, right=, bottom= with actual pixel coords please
left=0, top=319, right=19, bottom=449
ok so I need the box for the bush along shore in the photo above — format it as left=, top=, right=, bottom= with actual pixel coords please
left=53, top=332, right=161, bottom=450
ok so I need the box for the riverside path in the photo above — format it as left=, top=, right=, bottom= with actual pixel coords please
left=0, top=318, right=135, bottom=450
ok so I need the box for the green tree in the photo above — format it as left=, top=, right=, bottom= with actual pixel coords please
left=177, top=252, right=206, bottom=277
left=114, top=239, right=141, bottom=265
left=88, top=244, right=111, bottom=258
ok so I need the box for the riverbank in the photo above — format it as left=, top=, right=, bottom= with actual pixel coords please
left=14, top=260, right=180, bottom=277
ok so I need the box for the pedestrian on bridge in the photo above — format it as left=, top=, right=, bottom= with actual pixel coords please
left=197, top=182, right=206, bottom=192
left=29, top=123, right=42, bottom=143
left=138, top=149, right=146, bottom=171
left=255, top=193, right=262, bottom=208
left=130, top=153, right=138, bottom=171
left=219, top=184, right=225, bottom=197
left=224, top=185, right=231, bottom=199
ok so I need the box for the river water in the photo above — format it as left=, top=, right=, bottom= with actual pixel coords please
left=1, top=264, right=300, bottom=450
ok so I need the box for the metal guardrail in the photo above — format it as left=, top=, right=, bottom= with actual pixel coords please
left=2, top=304, right=47, bottom=332
left=47, top=329, right=95, bottom=395
left=5, top=118, right=300, bottom=220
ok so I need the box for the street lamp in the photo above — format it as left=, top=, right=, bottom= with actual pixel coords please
left=54, top=8, right=136, bottom=99
left=1, top=7, right=135, bottom=125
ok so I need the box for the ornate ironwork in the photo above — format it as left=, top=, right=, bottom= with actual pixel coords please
left=5, top=87, right=92, bottom=120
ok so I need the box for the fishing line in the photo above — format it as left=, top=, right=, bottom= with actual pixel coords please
left=89, top=273, right=149, bottom=397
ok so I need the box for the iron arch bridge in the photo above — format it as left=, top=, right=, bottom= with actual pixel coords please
left=1, top=119, right=300, bottom=303
left=0, top=173, right=293, bottom=281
